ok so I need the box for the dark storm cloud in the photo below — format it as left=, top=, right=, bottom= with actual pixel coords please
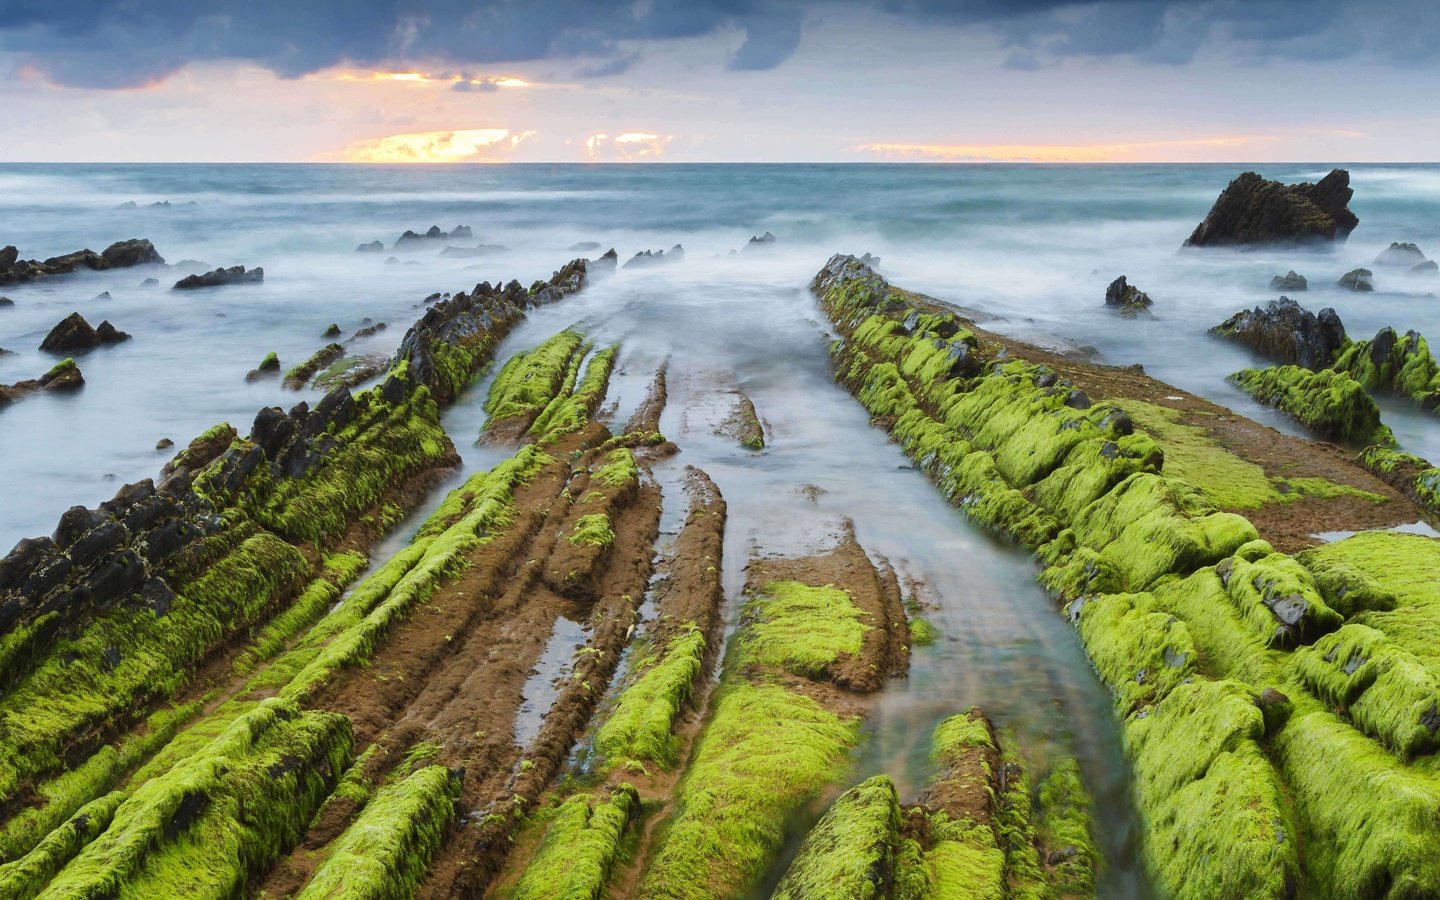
left=0, top=0, right=1434, bottom=89
left=0, top=0, right=810, bottom=87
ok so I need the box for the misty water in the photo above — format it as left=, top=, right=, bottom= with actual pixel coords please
left=5, top=163, right=1440, bottom=897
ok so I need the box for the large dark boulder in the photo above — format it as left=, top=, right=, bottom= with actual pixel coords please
left=1184, top=169, right=1358, bottom=247
left=172, top=266, right=263, bottom=290
left=1210, top=297, right=1347, bottom=370
left=1, top=238, right=164, bottom=285
left=1103, top=275, right=1153, bottom=316
left=99, top=238, right=163, bottom=268
left=39, top=312, right=130, bottom=353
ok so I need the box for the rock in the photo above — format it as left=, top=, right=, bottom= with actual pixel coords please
left=393, top=226, right=470, bottom=249
left=355, top=240, right=385, bottom=253
left=0, top=347, right=10, bottom=356
left=1104, top=276, right=1153, bottom=315
left=591, top=249, right=619, bottom=273
left=623, top=244, right=685, bottom=269
left=172, top=266, right=263, bottom=290
left=0, top=296, right=12, bottom=307
left=1375, top=242, right=1427, bottom=267
left=568, top=241, right=601, bottom=252
left=1269, top=270, right=1308, bottom=291
left=117, top=201, right=137, bottom=209
left=742, top=231, right=777, bottom=252
left=351, top=322, right=387, bottom=340
left=1, top=358, right=85, bottom=406
left=1339, top=268, right=1374, bottom=292
left=1411, top=260, right=1438, bottom=276
left=323, top=323, right=341, bottom=338
left=1210, top=297, right=1346, bottom=370
left=139, top=278, right=158, bottom=287
left=155, top=438, right=174, bottom=450
left=1184, top=169, right=1358, bottom=247
left=439, top=244, right=506, bottom=258
left=450, top=225, right=472, bottom=240
left=1, top=238, right=164, bottom=285
left=169, top=259, right=212, bottom=272
left=245, top=351, right=281, bottom=382
left=39, top=312, right=129, bottom=353
left=100, top=238, right=164, bottom=268
left=94, top=291, right=111, bottom=301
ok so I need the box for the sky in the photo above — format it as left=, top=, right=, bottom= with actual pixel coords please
left=1, top=0, right=1438, bottom=163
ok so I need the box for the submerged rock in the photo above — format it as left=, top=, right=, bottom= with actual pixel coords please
left=623, top=244, right=684, bottom=269
left=438, top=244, right=506, bottom=258
left=39, top=312, right=130, bottom=353
left=393, top=225, right=470, bottom=249
left=172, top=266, right=264, bottom=290
left=0, top=238, right=164, bottom=285
left=1270, top=270, right=1308, bottom=291
left=590, top=248, right=619, bottom=273
left=1339, top=268, right=1374, bottom=292
left=1411, top=260, right=1438, bottom=276
left=568, top=241, right=601, bottom=252
left=1184, top=169, right=1358, bottom=247
left=742, top=231, right=777, bottom=252
left=1375, top=242, right=1427, bottom=267
left=0, top=296, right=12, bottom=307
left=1210, top=297, right=1346, bottom=370
left=355, top=240, right=385, bottom=253
left=350, top=322, right=387, bottom=340
left=245, top=351, right=281, bottom=382
left=1104, top=275, right=1153, bottom=315
left=322, top=323, right=341, bottom=338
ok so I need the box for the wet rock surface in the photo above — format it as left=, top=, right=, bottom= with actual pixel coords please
left=0, top=239, right=164, bottom=285
left=1210, top=296, right=1346, bottom=370
left=172, top=265, right=264, bottom=290
left=1104, top=275, right=1153, bottom=315
left=39, top=312, right=131, bottom=353
left=1376, top=242, right=1427, bottom=267
left=1270, top=270, right=1308, bottom=291
left=1339, top=267, right=1375, bottom=291
left=0, top=358, right=84, bottom=406
left=1185, top=169, right=1358, bottom=246
left=623, top=244, right=684, bottom=268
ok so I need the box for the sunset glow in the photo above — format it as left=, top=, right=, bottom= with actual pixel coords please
left=341, top=128, right=534, bottom=163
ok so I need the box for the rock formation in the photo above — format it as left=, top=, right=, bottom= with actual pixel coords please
left=172, top=266, right=264, bottom=290
left=39, top=312, right=131, bottom=353
left=1375, top=242, right=1427, bottom=267
left=1269, top=270, right=1308, bottom=291
left=1210, top=297, right=1346, bottom=370
left=0, top=358, right=83, bottom=406
left=1339, top=268, right=1374, bottom=291
left=0, top=239, right=164, bottom=286
left=1184, top=169, right=1358, bottom=247
left=1104, top=275, right=1153, bottom=315
left=623, top=244, right=685, bottom=268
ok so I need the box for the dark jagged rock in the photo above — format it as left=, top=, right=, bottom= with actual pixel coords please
left=439, top=244, right=506, bottom=258
left=1270, top=270, right=1308, bottom=291
left=323, top=323, right=341, bottom=338
left=1184, top=169, right=1358, bottom=247
left=172, top=266, right=263, bottom=290
left=1412, top=260, right=1438, bottom=276
left=351, top=322, right=387, bottom=340
left=393, top=225, right=470, bottom=249
left=1375, top=242, right=1427, bottom=267
left=1103, top=276, right=1153, bottom=316
left=1210, top=297, right=1346, bottom=370
left=623, top=244, right=685, bottom=269
left=0, top=296, right=12, bottom=307
left=0, top=358, right=84, bottom=406
left=355, top=240, right=385, bottom=253
left=0, top=239, right=164, bottom=286
left=1339, top=268, right=1374, bottom=292
left=39, top=313, right=130, bottom=353
left=591, top=248, right=618, bottom=273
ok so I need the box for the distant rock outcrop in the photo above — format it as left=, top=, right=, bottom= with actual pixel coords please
left=1413, top=260, right=1439, bottom=276
left=623, top=244, right=685, bottom=269
left=172, top=266, right=264, bottom=290
left=1375, top=242, right=1427, bottom=267
left=0, top=239, right=164, bottom=286
left=591, top=249, right=619, bottom=273
left=1104, top=276, right=1153, bottom=316
left=1210, top=297, right=1346, bottom=370
left=355, top=240, right=385, bottom=253
left=1339, top=268, right=1374, bottom=292
left=742, top=231, right=777, bottom=252
left=439, top=244, right=506, bottom=258
left=1184, top=169, right=1358, bottom=247
left=39, top=312, right=131, bottom=353
left=392, top=225, right=471, bottom=249
left=1269, top=270, right=1308, bottom=292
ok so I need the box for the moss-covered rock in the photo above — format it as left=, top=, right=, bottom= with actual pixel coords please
left=773, top=775, right=901, bottom=900
left=1230, top=364, right=1394, bottom=446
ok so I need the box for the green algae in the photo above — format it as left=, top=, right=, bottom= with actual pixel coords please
left=772, top=775, right=900, bottom=900
left=637, top=681, right=860, bottom=899
left=283, top=342, right=345, bottom=387
left=1071, top=592, right=1197, bottom=713
left=1332, top=327, right=1440, bottom=414
left=485, top=330, right=587, bottom=424
left=37, top=699, right=351, bottom=899
left=297, top=762, right=461, bottom=900
left=1231, top=364, right=1395, bottom=447
left=1035, top=758, right=1099, bottom=897
left=1126, top=680, right=1298, bottom=899
left=1117, top=401, right=1283, bottom=509
left=568, top=513, right=615, bottom=548
left=738, top=581, right=869, bottom=681
left=1218, top=546, right=1343, bottom=648
left=529, top=345, right=617, bottom=443
left=0, top=792, right=125, bottom=900
left=232, top=550, right=368, bottom=675
left=594, top=626, right=705, bottom=770
left=508, top=784, right=638, bottom=900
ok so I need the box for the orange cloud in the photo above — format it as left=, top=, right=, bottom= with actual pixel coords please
left=854, top=136, right=1274, bottom=163
left=584, top=132, right=672, bottom=161
left=341, top=128, right=535, bottom=163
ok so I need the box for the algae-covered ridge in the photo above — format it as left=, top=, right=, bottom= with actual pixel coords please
left=811, top=252, right=1440, bottom=898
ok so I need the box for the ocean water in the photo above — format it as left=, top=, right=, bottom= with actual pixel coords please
left=3, top=163, right=1439, bottom=896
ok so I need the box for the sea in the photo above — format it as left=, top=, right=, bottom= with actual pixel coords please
left=3, top=162, right=1438, bottom=896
